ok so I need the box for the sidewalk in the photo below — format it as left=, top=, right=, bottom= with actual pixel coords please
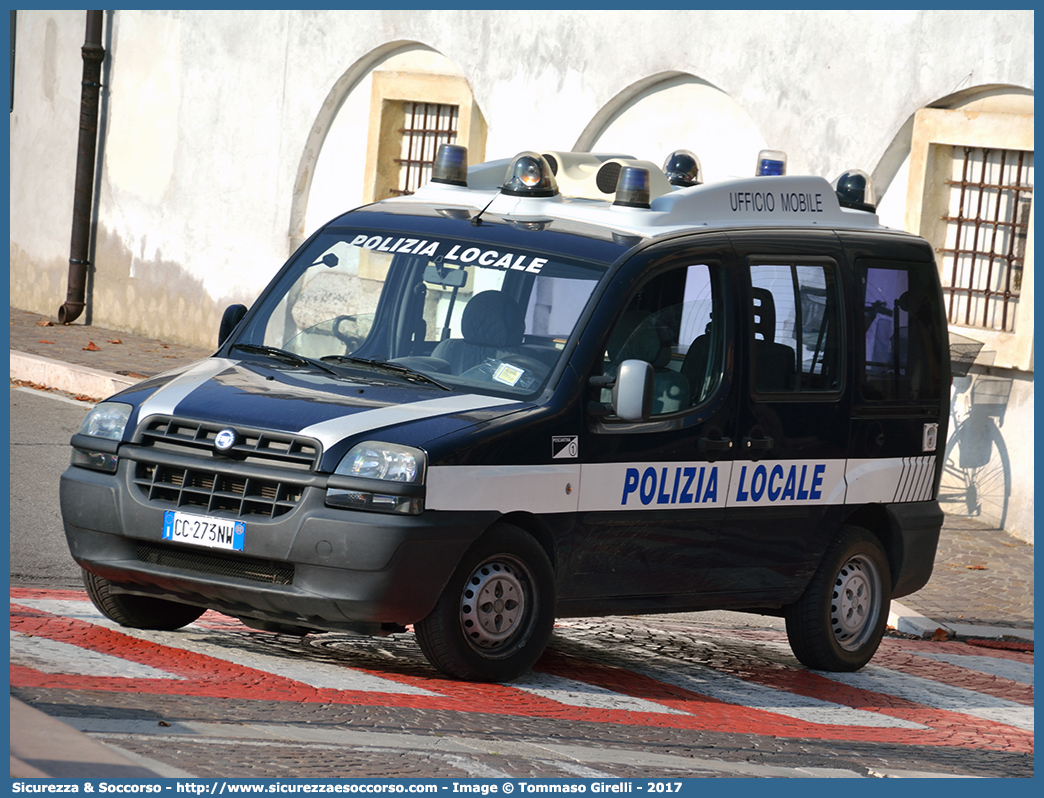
left=10, top=697, right=166, bottom=778
left=7, top=305, right=1034, bottom=777
left=10, top=307, right=213, bottom=400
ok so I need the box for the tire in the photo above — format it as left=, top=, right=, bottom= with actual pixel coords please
left=784, top=526, right=891, bottom=672
left=82, top=569, right=206, bottom=630
left=415, top=523, right=556, bottom=682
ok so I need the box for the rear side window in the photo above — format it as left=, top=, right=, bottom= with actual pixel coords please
left=860, top=261, right=945, bottom=402
left=748, top=261, right=843, bottom=393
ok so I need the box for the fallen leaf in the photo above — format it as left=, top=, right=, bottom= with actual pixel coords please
left=36, top=320, right=54, bottom=327
left=932, top=627, right=951, bottom=641
left=158, top=721, right=171, bottom=727
left=83, top=341, right=101, bottom=351
left=966, top=564, right=987, bottom=570
left=107, top=338, right=123, bottom=344
left=38, top=340, right=55, bottom=344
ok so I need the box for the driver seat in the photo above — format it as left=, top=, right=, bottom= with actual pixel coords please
left=431, top=291, right=527, bottom=375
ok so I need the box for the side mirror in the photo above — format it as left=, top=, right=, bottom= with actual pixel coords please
left=218, top=304, right=247, bottom=347
left=612, top=359, right=653, bottom=422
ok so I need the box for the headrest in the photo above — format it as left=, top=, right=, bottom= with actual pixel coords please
left=607, top=310, right=660, bottom=363
left=461, top=290, right=525, bottom=347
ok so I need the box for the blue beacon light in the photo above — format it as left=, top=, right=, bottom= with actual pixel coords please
left=756, top=149, right=787, bottom=176
left=613, top=166, right=652, bottom=209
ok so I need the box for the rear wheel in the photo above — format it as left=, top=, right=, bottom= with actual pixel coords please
left=415, top=523, right=555, bottom=682
left=784, top=526, right=890, bottom=671
left=82, top=569, right=206, bottom=630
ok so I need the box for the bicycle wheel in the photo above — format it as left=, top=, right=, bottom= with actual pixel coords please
left=938, top=422, right=1011, bottom=528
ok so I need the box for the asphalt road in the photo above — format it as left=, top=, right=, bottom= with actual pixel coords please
left=9, top=387, right=90, bottom=588
left=9, top=386, right=1035, bottom=780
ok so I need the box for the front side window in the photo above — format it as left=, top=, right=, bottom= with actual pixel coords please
left=600, top=262, right=724, bottom=416
left=748, top=262, right=842, bottom=393
left=235, top=228, right=606, bottom=398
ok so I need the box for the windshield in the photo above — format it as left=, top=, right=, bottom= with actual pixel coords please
left=234, top=226, right=608, bottom=397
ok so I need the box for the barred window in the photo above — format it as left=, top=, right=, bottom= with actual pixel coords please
left=391, top=102, right=459, bottom=197
left=939, top=146, right=1033, bottom=333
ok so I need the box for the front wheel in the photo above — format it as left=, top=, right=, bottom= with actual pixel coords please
left=415, top=523, right=556, bottom=682
left=82, top=569, right=206, bottom=630
left=784, top=526, right=891, bottom=671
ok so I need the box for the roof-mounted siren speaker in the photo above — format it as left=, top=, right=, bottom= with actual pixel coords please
left=501, top=151, right=560, bottom=197
left=539, top=151, right=637, bottom=180
left=662, top=149, right=703, bottom=187
left=834, top=169, right=876, bottom=212
left=431, top=144, right=469, bottom=186
left=756, top=149, right=787, bottom=176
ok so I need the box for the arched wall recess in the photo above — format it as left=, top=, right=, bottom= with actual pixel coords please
left=872, top=84, right=1034, bottom=231
left=289, top=42, right=486, bottom=254
left=289, top=41, right=418, bottom=254
left=575, top=72, right=767, bottom=184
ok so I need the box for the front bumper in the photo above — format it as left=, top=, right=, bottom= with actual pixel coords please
left=60, top=461, right=498, bottom=630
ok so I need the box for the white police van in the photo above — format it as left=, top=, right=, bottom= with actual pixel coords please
left=61, top=145, right=950, bottom=682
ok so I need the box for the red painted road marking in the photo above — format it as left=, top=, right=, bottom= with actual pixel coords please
left=10, top=588, right=1033, bottom=753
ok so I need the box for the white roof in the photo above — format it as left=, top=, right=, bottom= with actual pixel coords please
left=405, top=169, right=886, bottom=238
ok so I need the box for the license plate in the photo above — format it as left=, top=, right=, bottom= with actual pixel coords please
left=162, top=510, right=245, bottom=552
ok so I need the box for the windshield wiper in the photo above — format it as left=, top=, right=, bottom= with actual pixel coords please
left=321, top=355, right=451, bottom=391
left=231, top=344, right=341, bottom=376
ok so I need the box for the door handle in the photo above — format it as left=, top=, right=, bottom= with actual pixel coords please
left=742, top=435, right=774, bottom=451
left=698, top=436, right=733, bottom=452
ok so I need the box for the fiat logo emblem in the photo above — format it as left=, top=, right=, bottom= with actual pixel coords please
left=214, top=429, right=238, bottom=451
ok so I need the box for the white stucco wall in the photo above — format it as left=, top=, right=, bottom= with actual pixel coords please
left=11, top=9, right=1034, bottom=345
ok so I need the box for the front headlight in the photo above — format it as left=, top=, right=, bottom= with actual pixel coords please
left=70, top=402, right=133, bottom=473
left=326, top=441, right=426, bottom=514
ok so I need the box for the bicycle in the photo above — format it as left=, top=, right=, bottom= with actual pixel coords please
left=937, top=368, right=1013, bottom=530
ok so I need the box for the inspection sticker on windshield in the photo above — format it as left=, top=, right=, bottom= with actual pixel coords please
left=493, top=363, right=525, bottom=386
left=162, top=510, right=245, bottom=552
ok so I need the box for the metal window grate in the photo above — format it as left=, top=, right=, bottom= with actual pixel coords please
left=939, top=146, right=1033, bottom=332
left=390, top=102, right=458, bottom=197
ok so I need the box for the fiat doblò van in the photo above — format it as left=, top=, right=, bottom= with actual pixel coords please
left=61, top=146, right=949, bottom=682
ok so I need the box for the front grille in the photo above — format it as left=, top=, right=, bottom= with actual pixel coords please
left=136, top=417, right=321, bottom=470
left=137, top=542, right=295, bottom=585
left=133, top=462, right=303, bottom=519
left=130, top=416, right=321, bottom=519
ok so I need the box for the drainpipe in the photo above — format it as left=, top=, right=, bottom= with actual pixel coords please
left=58, top=10, right=105, bottom=325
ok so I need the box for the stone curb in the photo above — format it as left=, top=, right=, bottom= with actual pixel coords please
left=10, top=697, right=163, bottom=778
left=888, top=600, right=1034, bottom=642
left=10, top=350, right=140, bottom=401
